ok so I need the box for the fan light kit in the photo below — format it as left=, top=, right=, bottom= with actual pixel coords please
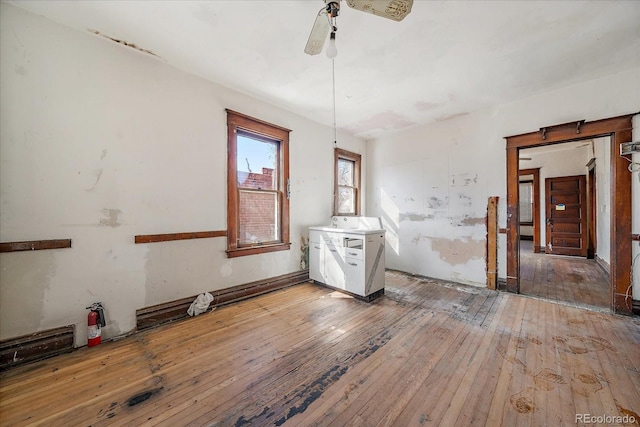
left=304, top=0, right=414, bottom=147
left=304, top=0, right=414, bottom=58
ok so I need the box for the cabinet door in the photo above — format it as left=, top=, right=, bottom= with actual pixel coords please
left=309, top=242, right=323, bottom=282
left=324, top=245, right=345, bottom=290
left=344, top=257, right=365, bottom=295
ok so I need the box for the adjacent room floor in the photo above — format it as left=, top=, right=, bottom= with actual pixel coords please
left=519, top=240, right=611, bottom=311
left=1, top=271, right=638, bottom=426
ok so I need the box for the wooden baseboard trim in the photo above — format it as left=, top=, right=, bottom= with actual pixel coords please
left=0, top=325, right=75, bottom=371
left=633, top=300, right=640, bottom=316
left=519, top=235, right=533, bottom=241
left=136, top=270, right=310, bottom=330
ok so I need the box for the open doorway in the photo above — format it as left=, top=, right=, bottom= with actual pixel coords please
left=516, top=139, right=610, bottom=311
left=505, top=115, right=634, bottom=315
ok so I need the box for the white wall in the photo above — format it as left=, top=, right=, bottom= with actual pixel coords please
left=593, top=137, right=612, bottom=265
left=367, top=67, right=640, bottom=292
left=0, top=4, right=366, bottom=345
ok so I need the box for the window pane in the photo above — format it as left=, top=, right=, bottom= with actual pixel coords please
left=338, top=159, right=354, bottom=186
left=338, top=186, right=355, bottom=214
left=519, top=182, right=533, bottom=223
left=237, top=134, right=277, bottom=190
left=238, top=190, right=278, bottom=244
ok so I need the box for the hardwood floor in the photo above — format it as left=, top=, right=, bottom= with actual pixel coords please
left=1, top=271, right=639, bottom=426
left=519, top=240, right=611, bottom=311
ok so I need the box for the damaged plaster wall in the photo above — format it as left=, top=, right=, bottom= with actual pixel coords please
left=0, top=3, right=365, bottom=345
left=368, top=67, right=640, bottom=290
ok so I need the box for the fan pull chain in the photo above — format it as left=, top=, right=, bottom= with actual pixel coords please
left=332, top=57, right=337, bottom=147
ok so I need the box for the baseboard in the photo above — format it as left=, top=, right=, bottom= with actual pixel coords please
left=534, top=246, right=544, bottom=253
left=519, top=235, right=533, bottom=241
left=0, top=325, right=75, bottom=371
left=497, top=278, right=507, bottom=291
left=595, top=256, right=610, bottom=278
left=136, top=270, right=310, bottom=331
left=633, top=300, right=640, bottom=316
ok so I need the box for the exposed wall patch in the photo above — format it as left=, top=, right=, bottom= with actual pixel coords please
left=88, top=30, right=163, bottom=60
left=430, top=237, right=484, bottom=266
left=399, top=212, right=433, bottom=222
left=459, top=215, right=485, bottom=226
left=99, top=209, right=122, bottom=228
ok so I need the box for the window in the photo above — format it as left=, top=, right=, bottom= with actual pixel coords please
left=334, top=148, right=361, bottom=216
left=519, top=181, right=533, bottom=224
left=226, top=110, right=290, bottom=257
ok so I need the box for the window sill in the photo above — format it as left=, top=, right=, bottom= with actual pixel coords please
left=226, top=242, right=291, bottom=258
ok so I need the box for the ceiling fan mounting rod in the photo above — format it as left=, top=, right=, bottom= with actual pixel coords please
left=326, top=1, right=340, bottom=18
left=326, top=1, right=339, bottom=33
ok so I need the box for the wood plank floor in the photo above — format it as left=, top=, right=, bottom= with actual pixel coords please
left=1, top=271, right=639, bottom=426
left=519, top=240, right=610, bottom=311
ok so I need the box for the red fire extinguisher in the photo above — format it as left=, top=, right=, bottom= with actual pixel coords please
left=86, top=302, right=106, bottom=347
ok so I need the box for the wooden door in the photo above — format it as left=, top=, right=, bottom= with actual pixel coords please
left=545, top=175, right=587, bottom=257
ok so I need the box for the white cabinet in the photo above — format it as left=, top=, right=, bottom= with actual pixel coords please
left=309, top=226, right=385, bottom=300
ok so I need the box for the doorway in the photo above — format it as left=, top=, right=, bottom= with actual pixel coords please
left=517, top=139, right=609, bottom=311
left=505, top=115, right=634, bottom=315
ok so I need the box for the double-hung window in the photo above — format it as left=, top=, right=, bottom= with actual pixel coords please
left=519, top=181, right=533, bottom=224
left=334, top=148, right=361, bottom=216
left=226, top=110, right=290, bottom=257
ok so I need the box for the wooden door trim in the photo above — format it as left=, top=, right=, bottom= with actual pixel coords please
left=587, top=163, right=597, bottom=259
left=505, top=113, right=635, bottom=314
left=519, top=168, right=541, bottom=252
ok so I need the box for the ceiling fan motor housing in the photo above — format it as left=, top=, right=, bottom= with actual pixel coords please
left=326, top=1, right=341, bottom=17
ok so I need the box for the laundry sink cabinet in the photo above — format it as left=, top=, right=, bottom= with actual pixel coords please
left=309, top=224, right=385, bottom=301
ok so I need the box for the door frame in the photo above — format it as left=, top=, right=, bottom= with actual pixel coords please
left=586, top=159, right=597, bottom=260
left=519, top=168, right=541, bottom=252
left=505, top=114, right=634, bottom=315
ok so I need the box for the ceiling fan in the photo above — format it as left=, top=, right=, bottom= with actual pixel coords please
left=304, top=0, right=414, bottom=58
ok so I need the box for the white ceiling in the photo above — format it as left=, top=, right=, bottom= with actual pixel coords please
left=7, top=0, right=640, bottom=139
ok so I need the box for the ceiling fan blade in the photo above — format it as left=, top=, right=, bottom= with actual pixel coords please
left=346, top=0, right=413, bottom=22
left=304, top=8, right=331, bottom=56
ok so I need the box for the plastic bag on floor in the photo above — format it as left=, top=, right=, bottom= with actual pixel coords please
left=187, top=292, right=214, bottom=316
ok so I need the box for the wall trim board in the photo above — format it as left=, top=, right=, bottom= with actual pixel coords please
left=486, top=196, right=499, bottom=290
left=136, top=270, right=310, bottom=330
left=134, top=231, right=226, bottom=244
left=0, top=239, right=72, bottom=253
left=0, top=325, right=75, bottom=371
